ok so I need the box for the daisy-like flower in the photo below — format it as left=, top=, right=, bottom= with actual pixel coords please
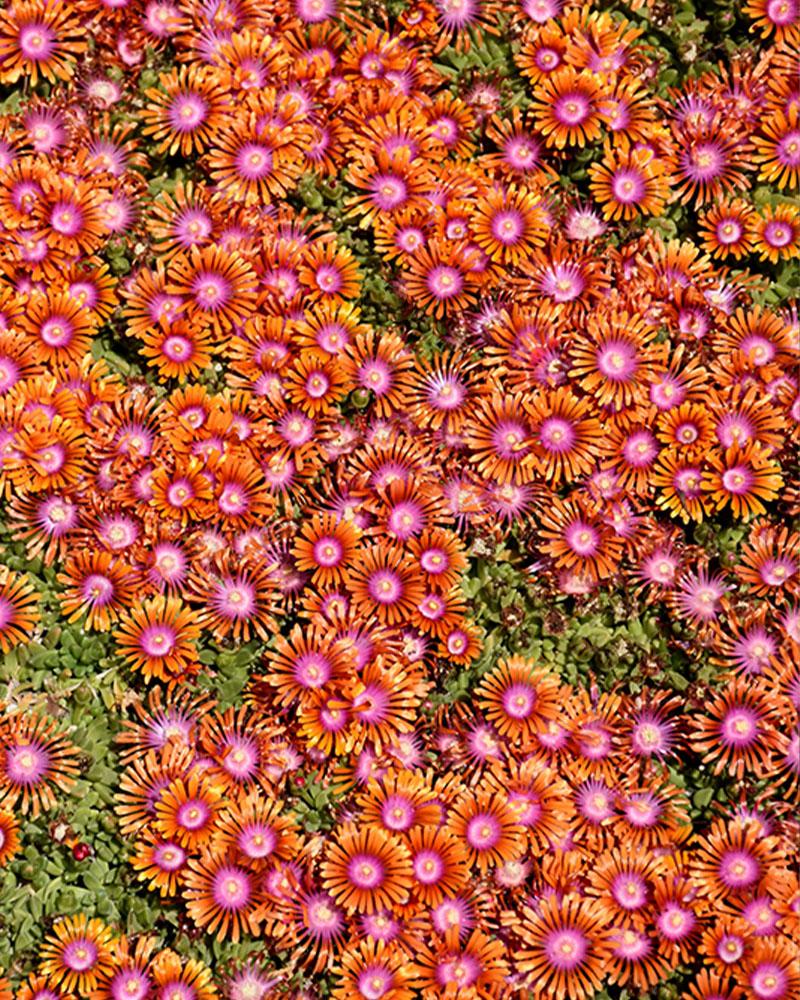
left=298, top=240, right=361, bottom=305
left=37, top=177, right=107, bottom=257
left=88, top=935, right=156, bottom=1000
left=346, top=544, right=425, bottom=627
left=752, top=203, right=800, bottom=263
left=142, top=65, right=228, bottom=156
left=400, top=239, right=480, bottom=319
left=167, top=245, right=257, bottom=335
left=743, top=0, right=800, bottom=44
left=191, top=559, right=278, bottom=642
left=430, top=0, right=501, bottom=52
left=623, top=691, right=683, bottom=759
left=475, top=655, right=560, bottom=745
left=213, top=792, right=301, bottom=869
left=131, top=831, right=190, bottom=897
left=139, top=320, right=218, bottom=381
left=285, top=349, right=348, bottom=416
left=19, top=288, right=96, bottom=366
left=589, top=144, right=672, bottom=221
left=699, top=198, right=757, bottom=259
left=0, top=568, right=39, bottom=653
left=321, top=823, right=413, bottom=914
left=585, top=846, right=667, bottom=924
left=38, top=916, right=117, bottom=995
left=465, top=393, right=535, bottom=485
left=350, top=657, right=427, bottom=754
left=258, top=625, right=353, bottom=708
left=412, top=929, right=508, bottom=996
left=114, top=595, right=201, bottom=682
left=539, top=495, right=624, bottom=583
left=446, top=787, right=524, bottom=872
left=672, top=121, right=753, bottom=206
left=57, top=550, right=134, bottom=632
left=711, top=610, right=779, bottom=676
left=738, top=937, right=800, bottom=1000
left=332, top=940, right=419, bottom=1000
left=149, top=950, right=216, bottom=1000
left=656, top=401, right=716, bottom=459
left=690, top=817, right=786, bottom=903
left=736, top=525, right=800, bottom=598
left=0, top=0, right=86, bottom=86
left=484, top=108, right=552, bottom=179
left=605, top=926, right=674, bottom=993
left=691, top=676, right=787, bottom=779
left=115, top=744, right=194, bottom=837
left=670, top=568, right=731, bottom=628
left=403, top=825, right=469, bottom=906
left=207, top=110, right=311, bottom=202
left=570, top=306, right=665, bottom=409
left=485, top=759, right=575, bottom=852
left=292, top=512, right=361, bottom=586
left=0, top=809, right=20, bottom=866
left=154, top=771, right=224, bottom=850
left=406, top=350, right=481, bottom=435
left=471, top=183, right=548, bottom=265
left=268, top=883, right=348, bottom=974
left=702, top=444, right=783, bottom=519
left=184, top=849, right=261, bottom=942
left=346, top=148, right=431, bottom=228
left=358, top=768, right=441, bottom=833
left=652, top=450, right=709, bottom=523
left=149, top=461, right=212, bottom=525
left=530, top=66, right=605, bottom=148
left=340, top=328, right=414, bottom=418
left=753, top=106, right=800, bottom=189
left=524, top=386, right=603, bottom=485
left=0, top=711, right=79, bottom=816
left=514, top=896, right=612, bottom=1000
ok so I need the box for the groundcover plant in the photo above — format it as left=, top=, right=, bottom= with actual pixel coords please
left=0, top=0, right=798, bottom=997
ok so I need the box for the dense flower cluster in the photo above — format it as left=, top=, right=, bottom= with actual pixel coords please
left=0, top=0, right=798, bottom=996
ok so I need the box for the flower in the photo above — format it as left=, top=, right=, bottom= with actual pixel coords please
left=184, top=849, right=261, bottom=942
left=0, top=568, right=39, bottom=652
left=114, top=596, right=201, bottom=682
left=514, top=896, right=612, bottom=1000
left=142, top=66, right=228, bottom=157
left=0, top=710, right=79, bottom=816
left=38, top=916, right=117, bottom=995
left=691, top=677, right=787, bottom=779
left=0, top=0, right=86, bottom=86
left=154, top=771, right=223, bottom=850
left=321, top=823, right=413, bottom=914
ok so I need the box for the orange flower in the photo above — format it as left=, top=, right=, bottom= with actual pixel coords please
left=321, top=823, right=413, bottom=914
left=476, top=656, right=561, bottom=745
left=167, top=246, right=257, bottom=335
left=589, top=144, right=672, bottom=220
left=702, top=444, right=783, bottom=519
left=530, top=67, right=605, bottom=149
left=471, top=183, right=549, bottom=265
left=0, top=568, right=39, bottom=653
left=142, top=65, right=228, bottom=156
left=154, top=771, right=224, bottom=850
left=292, top=512, right=362, bottom=587
left=183, top=849, right=262, bottom=942
left=57, top=550, right=135, bottom=631
left=38, top=916, right=117, bottom=995
left=446, top=787, right=525, bottom=873
left=114, top=596, right=201, bottom=682
left=0, top=0, right=86, bottom=86
left=514, top=896, right=612, bottom=1000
